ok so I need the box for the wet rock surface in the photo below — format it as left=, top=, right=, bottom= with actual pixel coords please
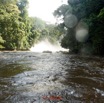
left=0, top=51, right=104, bottom=103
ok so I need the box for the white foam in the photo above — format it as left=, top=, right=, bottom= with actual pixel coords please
left=30, top=39, right=68, bottom=52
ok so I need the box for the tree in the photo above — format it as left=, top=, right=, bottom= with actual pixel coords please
left=0, top=2, right=21, bottom=50
left=54, top=0, right=104, bottom=55
left=0, top=0, right=65, bottom=51
left=0, top=36, right=5, bottom=49
left=0, top=0, right=31, bottom=50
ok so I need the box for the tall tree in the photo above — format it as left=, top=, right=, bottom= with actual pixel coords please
left=54, top=0, right=104, bottom=55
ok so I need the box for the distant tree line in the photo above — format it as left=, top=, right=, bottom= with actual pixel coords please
left=0, top=0, right=62, bottom=50
left=54, top=0, right=104, bottom=55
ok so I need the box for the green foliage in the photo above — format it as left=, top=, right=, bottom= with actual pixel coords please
left=28, top=17, right=46, bottom=46
left=0, top=36, right=5, bottom=48
left=0, top=2, right=20, bottom=50
left=45, top=24, right=63, bottom=44
left=54, top=0, right=104, bottom=55
left=0, top=0, right=64, bottom=51
left=98, top=8, right=104, bottom=19
left=29, top=17, right=46, bottom=31
left=28, top=17, right=63, bottom=46
left=0, top=0, right=30, bottom=50
left=53, top=4, right=72, bottom=18
left=17, top=0, right=28, bottom=18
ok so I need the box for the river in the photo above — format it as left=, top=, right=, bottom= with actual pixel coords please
left=0, top=51, right=104, bottom=103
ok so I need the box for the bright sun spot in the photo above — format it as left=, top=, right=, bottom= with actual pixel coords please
left=28, top=0, right=68, bottom=52
left=30, top=39, right=68, bottom=52
left=28, top=0, right=67, bottom=24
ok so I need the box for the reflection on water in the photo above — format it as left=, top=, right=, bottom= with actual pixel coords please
left=0, top=51, right=104, bottom=103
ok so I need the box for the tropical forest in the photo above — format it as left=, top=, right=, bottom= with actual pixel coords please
left=0, top=0, right=104, bottom=103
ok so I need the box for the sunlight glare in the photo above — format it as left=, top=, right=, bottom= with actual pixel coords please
left=30, top=39, right=68, bottom=52
left=28, top=0, right=67, bottom=23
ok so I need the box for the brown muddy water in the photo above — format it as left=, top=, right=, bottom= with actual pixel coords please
left=0, top=51, right=104, bottom=103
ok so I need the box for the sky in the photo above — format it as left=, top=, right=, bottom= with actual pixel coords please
left=28, top=0, right=67, bottom=24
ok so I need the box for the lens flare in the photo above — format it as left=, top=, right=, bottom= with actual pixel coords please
left=76, top=29, right=89, bottom=42
left=75, top=21, right=89, bottom=42
left=64, top=14, right=78, bottom=28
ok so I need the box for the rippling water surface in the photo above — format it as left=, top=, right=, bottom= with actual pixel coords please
left=0, top=51, right=104, bottom=103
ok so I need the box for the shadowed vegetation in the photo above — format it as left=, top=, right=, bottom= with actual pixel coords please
left=54, top=0, right=104, bottom=55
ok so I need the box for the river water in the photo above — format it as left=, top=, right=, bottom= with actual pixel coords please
left=0, top=51, right=104, bottom=103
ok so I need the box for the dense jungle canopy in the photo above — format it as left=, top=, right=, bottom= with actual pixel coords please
left=0, top=0, right=62, bottom=50
left=54, top=0, right=104, bottom=55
